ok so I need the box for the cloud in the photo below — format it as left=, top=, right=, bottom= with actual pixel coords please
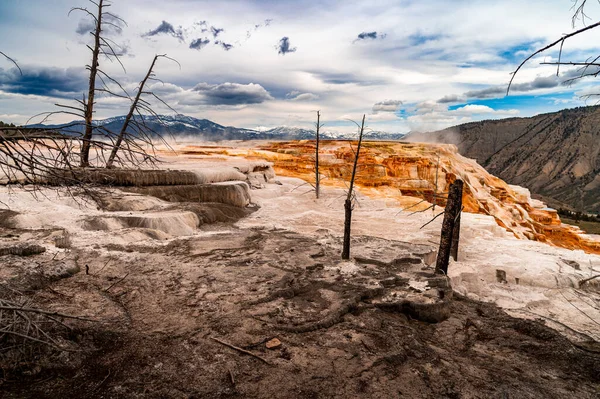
left=190, top=38, right=210, bottom=50
left=0, top=66, right=87, bottom=98
left=513, top=75, right=561, bottom=91
left=447, top=74, right=564, bottom=101
left=215, top=41, right=233, bottom=51
left=437, top=94, right=465, bottom=104
left=372, top=99, right=402, bottom=113
left=75, top=12, right=124, bottom=37
left=117, top=41, right=133, bottom=57
left=192, top=82, right=273, bottom=105
left=286, top=91, right=319, bottom=101
left=311, top=71, right=386, bottom=86
left=456, top=69, right=600, bottom=102
left=277, top=37, right=296, bottom=55
left=316, top=72, right=356, bottom=84
left=247, top=19, right=273, bottom=40
left=143, top=21, right=184, bottom=42
left=408, top=33, right=442, bottom=45
left=358, top=32, right=378, bottom=40
left=464, top=86, right=506, bottom=99
left=76, top=19, right=95, bottom=35
left=354, top=31, right=386, bottom=42
left=452, top=104, right=505, bottom=115
left=368, top=112, right=400, bottom=122
left=102, top=13, right=125, bottom=36
left=403, top=101, right=519, bottom=132
left=6, top=0, right=600, bottom=132
left=210, top=26, right=224, bottom=38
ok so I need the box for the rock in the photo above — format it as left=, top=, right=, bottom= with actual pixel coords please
left=125, top=182, right=252, bottom=208
left=0, top=243, right=46, bottom=257
left=496, top=269, right=507, bottom=284
left=266, top=338, right=281, bottom=349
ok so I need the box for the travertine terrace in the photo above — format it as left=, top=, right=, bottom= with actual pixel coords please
left=191, top=140, right=599, bottom=254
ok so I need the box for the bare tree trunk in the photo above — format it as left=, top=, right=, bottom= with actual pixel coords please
left=80, top=0, right=103, bottom=167
left=106, top=55, right=158, bottom=168
left=435, top=179, right=463, bottom=274
left=341, top=114, right=365, bottom=260
left=342, top=199, right=352, bottom=259
left=315, top=110, right=320, bottom=199
left=450, top=192, right=463, bottom=261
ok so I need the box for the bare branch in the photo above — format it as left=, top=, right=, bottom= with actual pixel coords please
left=507, top=20, right=600, bottom=95
left=0, top=51, right=22, bottom=75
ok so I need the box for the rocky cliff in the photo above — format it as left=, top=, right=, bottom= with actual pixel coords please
left=408, top=106, right=600, bottom=213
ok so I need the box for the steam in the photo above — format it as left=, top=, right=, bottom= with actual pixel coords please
left=403, top=128, right=460, bottom=145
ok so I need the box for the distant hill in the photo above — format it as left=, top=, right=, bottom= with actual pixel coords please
left=31, top=114, right=406, bottom=142
left=407, top=105, right=600, bottom=213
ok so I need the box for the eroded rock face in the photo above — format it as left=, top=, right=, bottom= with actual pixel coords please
left=245, top=140, right=600, bottom=254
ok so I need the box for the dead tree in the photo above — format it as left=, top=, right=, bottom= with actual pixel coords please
left=341, top=114, right=365, bottom=260
left=81, top=0, right=103, bottom=167
left=0, top=127, right=79, bottom=184
left=435, top=179, right=463, bottom=275
left=0, top=1, right=176, bottom=191
left=508, top=0, right=600, bottom=96
left=67, top=0, right=130, bottom=167
left=450, top=189, right=463, bottom=262
left=315, top=110, right=322, bottom=199
left=105, top=54, right=178, bottom=168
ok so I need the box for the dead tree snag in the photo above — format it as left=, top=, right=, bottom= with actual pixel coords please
left=435, top=179, right=463, bottom=274
left=341, top=114, right=365, bottom=260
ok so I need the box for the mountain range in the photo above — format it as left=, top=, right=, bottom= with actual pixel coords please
left=32, top=114, right=406, bottom=142
left=408, top=105, right=600, bottom=213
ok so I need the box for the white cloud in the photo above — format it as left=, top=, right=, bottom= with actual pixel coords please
left=453, top=104, right=519, bottom=116
left=0, top=0, right=596, bottom=131
left=372, top=99, right=402, bottom=113
left=405, top=102, right=520, bottom=132
left=286, top=91, right=319, bottom=101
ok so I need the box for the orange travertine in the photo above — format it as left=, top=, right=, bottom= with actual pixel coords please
left=176, top=140, right=600, bottom=255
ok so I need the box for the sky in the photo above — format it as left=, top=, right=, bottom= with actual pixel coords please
left=1, top=0, right=600, bottom=134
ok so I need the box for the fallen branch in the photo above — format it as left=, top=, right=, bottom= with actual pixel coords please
left=0, top=304, right=97, bottom=322
left=578, top=274, right=600, bottom=288
left=0, top=329, right=62, bottom=349
left=211, top=336, right=272, bottom=365
left=559, top=290, right=600, bottom=327
left=104, top=272, right=129, bottom=292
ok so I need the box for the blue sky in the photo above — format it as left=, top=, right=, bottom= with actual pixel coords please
left=1, top=0, right=600, bottom=133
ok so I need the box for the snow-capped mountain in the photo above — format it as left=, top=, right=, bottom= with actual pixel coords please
left=32, top=114, right=406, bottom=141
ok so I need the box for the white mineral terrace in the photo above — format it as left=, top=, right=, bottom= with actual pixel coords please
left=1, top=149, right=599, bottom=343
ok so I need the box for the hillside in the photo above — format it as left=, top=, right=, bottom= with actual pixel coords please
left=408, top=106, right=600, bottom=213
